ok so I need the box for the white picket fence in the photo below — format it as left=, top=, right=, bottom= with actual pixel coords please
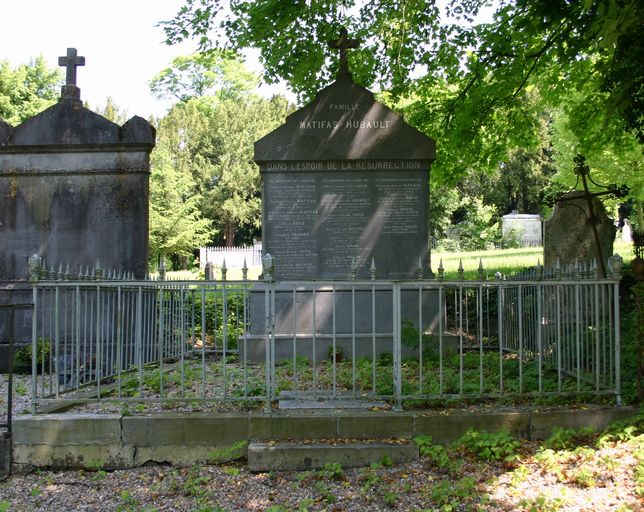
left=199, top=244, right=263, bottom=269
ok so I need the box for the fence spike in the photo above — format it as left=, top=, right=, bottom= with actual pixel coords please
left=242, top=258, right=248, bottom=281
left=221, top=259, right=227, bottom=281
left=351, top=257, right=357, bottom=280
left=158, top=259, right=166, bottom=281
left=28, top=254, right=41, bottom=282
left=94, top=259, right=103, bottom=279
left=417, top=257, right=423, bottom=280
left=458, top=258, right=464, bottom=280
left=574, top=258, right=582, bottom=280
left=262, top=253, right=275, bottom=282
left=370, top=257, right=376, bottom=281
left=205, top=262, right=214, bottom=281
left=477, top=258, right=484, bottom=280
left=608, top=253, right=622, bottom=278
left=438, top=259, right=444, bottom=282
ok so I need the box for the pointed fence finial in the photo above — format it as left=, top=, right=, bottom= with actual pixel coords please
left=591, top=258, right=598, bottom=278
left=204, top=262, right=213, bottom=281
left=370, top=258, right=376, bottom=281
left=555, top=258, right=562, bottom=280
left=242, top=258, right=248, bottom=281
left=351, top=257, right=357, bottom=280
left=417, top=257, right=423, bottom=280
left=158, top=259, right=166, bottom=281
left=477, top=258, right=484, bottom=281
left=536, top=259, right=543, bottom=281
left=57, top=263, right=64, bottom=280
left=95, top=259, right=103, bottom=279
left=608, top=253, right=622, bottom=279
left=28, top=254, right=42, bottom=282
left=438, top=258, right=444, bottom=282
left=458, top=259, right=464, bottom=281
left=221, top=259, right=227, bottom=281
left=262, top=253, right=275, bottom=282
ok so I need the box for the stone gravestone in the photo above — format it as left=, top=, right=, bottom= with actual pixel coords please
left=0, top=48, right=155, bottom=370
left=256, top=31, right=435, bottom=279
left=544, top=191, right=616, bottom=271
left=501, top=212, right=542, bottom=247
left=244, top=30, right=439, bottom=362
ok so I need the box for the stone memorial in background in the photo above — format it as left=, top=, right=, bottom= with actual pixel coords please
left=501, top=212, right=542, bottom=247
left=544, top=190, right=616, bottom=271
left=244, top=30, right=440, bottom=362
left=0, top=48, right=155, bottom=369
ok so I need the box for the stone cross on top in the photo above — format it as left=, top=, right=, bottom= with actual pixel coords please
left=328, top=28, right=360, bottom=77
left=58, top=48, right=85, bottom=100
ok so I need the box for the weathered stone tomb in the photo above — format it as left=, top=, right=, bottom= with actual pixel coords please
left=0, top=48, right=155, bottom=368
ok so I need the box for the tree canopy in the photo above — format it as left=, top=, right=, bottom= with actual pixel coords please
left=149, top=51, right=258, bottom=102
left=159, top=0, right=643, bottom=204
left=0, top=56, right=61, bottom=125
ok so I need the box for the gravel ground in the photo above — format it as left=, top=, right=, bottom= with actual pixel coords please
left=0, top=374, right=32, bottom=420
left=1, top=374, right=642, bottom=511
left=0, top=436, right=641, bottom=511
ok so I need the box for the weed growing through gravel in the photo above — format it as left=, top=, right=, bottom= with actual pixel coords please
left=519, top=493, right=568, bottom=511
left=456, top=429, right=521, bottom=462
left=319, top=462, right=344, bottom=480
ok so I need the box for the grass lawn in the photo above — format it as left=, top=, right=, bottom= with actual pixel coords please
left=163, top=240, right=634, bottom=281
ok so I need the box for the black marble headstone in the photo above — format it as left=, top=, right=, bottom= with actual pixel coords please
left=255, top=75, right=436, bottom=280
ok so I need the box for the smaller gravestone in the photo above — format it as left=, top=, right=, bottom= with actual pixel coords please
left=502, top=212, right=542, bottom=247
left=544, top=191, right=615, bottom=271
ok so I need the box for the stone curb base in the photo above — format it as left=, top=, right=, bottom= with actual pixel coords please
left=248, top=441, right=419, bottom=471
left=11, top=406, right=637, bottom=471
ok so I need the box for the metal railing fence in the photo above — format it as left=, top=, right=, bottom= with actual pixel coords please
left=29, top=256, right=623, bottom=413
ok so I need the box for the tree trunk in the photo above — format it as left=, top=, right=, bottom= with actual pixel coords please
left=224, top=221, right=235, bottom=247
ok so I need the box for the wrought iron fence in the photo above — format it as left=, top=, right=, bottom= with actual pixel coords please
left=28, top=255, right=623, bottom=413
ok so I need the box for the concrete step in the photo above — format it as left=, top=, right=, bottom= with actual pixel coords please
left=277, top=391, right=389, bottom=410
left=247, top=440, right=418, bottom=472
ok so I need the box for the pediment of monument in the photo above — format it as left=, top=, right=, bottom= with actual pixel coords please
left=255, top=76, right=436, bottom=162
left=6, top=100, right=154, bottom=147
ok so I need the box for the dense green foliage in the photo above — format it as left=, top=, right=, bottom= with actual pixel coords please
left=147, top=53, right=293, bottom=265
left=150, top=92, right=291, bottom=259
left=149, top=51, right=258, bottom=102
left=160, top=0, right=643, bottom=234
left=0, top=56, right=61, bottom=125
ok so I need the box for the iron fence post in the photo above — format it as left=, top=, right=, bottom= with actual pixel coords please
left=393, top=282, right=402, bottom=411
left=31, top=287, right=38, bottom=414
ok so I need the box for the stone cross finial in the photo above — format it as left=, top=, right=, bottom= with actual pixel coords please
left=58, top=48, right=85, bottom=100
left=58, top=48, right=85, bottom=87
left=328, top=28, right=360, bottom=76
